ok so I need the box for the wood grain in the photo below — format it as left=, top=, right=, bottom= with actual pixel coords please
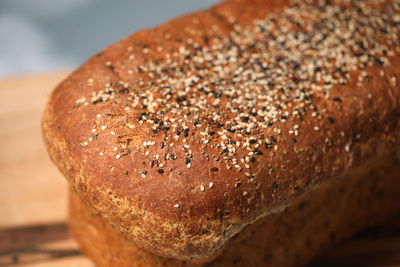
left=0, top=72, right=399, bottom=266
left=0, top=72, right=70, bottom=228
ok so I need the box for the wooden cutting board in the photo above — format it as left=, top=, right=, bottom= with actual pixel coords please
left=0, top=72, right=399, bottom=266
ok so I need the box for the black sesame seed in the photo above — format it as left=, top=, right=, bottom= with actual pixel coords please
left=374, top=57, right=384, bottom=66
left=157, top=169, right=164, bottom=174
left=332, top=97, right=342, bottom=102
left=327, top=117, right=334, bottom=124
left=250, top=157, right=255, bottom=162
left=118, top=88, right=129, bottom=93
left=92, top=99, right=103, bottom=105
left=270, top=135, right=277, bottom=142
left=185, top=158, right=191, bottom=164
left=273, top=181, right=278, bottom=189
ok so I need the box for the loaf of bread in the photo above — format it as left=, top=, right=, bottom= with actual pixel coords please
left=68, top=152, right=400, bottom=266
left=42, top=0, right=400, bottom=265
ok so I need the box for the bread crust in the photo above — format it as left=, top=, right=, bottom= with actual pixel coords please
left=42, top=0, right=400, bottom=261
left=68, top=151, right=400, bottom=266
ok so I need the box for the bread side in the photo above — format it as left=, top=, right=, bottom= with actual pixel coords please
left=68, top=150, right=400, bottom=266
left=42, top=0, right=400, bottom=261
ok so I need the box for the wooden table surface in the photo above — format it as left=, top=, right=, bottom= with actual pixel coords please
left=0, top=72, right=399, bottom=266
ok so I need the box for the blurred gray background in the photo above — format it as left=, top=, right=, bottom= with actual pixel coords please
left=0, top=0, right=218, bottom=77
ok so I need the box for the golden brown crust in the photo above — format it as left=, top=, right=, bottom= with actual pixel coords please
left=43, top=0, right=400, bottom=261
left=69, top=151, right=400, bottom=266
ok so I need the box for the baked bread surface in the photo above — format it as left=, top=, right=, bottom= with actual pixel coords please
left=42, top=0, right=400, bottom=261
left=69, top=151, right=400, bottom=266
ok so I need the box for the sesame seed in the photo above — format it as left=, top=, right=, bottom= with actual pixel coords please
left=72, top=0, right=398, bottom=189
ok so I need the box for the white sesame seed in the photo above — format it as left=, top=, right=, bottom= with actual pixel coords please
left=72, top=0, right=397, bottom=185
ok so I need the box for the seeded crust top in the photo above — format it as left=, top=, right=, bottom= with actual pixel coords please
left=42, top=0, right=400, bottom=261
